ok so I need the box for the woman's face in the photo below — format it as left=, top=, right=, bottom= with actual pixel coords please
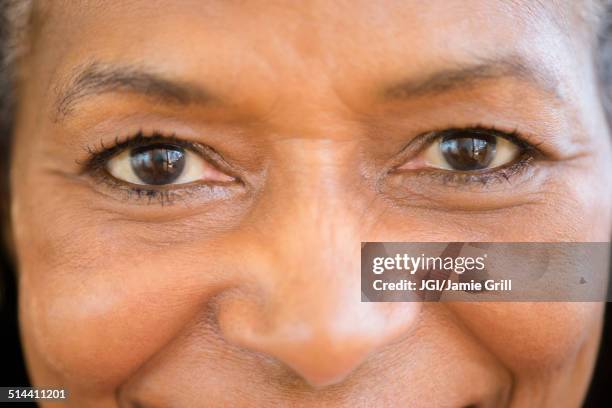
left=9, top=0, right=612, bottom=406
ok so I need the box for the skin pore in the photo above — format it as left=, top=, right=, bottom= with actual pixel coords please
left=7, top=0, right=612, bottom=407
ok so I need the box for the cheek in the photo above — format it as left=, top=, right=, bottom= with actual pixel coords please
left=15, top=211, right=235, bottom=390
left=19, top=256, right=186, bottom=389
left=451, top=302, right=604, bottom=371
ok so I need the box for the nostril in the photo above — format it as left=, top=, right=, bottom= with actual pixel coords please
left=275, top=340, right=375, bottom=387
left=221, top=311, right=390, bottom=387
left=216, top=279, right=423, bottom=389
left=228, top=323, right=380, bottom=388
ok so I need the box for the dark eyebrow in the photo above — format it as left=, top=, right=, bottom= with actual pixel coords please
left=383, top=57, right=562, bottom=101
left=55, top=62, right=215, bottom=120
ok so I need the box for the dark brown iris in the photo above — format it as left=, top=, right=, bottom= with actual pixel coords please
left=440, top=132, right=497, bottom=171
left=130, top=144, right=186, bottom=185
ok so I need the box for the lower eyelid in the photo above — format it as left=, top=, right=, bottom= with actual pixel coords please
left=379, top=156, right=543, bottom=213
left=88, top=168, right=242, bottom=206
left=392, top=153, right=536, bottom=187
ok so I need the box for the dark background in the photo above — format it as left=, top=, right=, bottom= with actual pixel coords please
left=1, top=249, right=610, bottom=406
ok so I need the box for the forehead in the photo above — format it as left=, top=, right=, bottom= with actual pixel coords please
left=20, top=0, right=601, bottom=142
left=35, top=0, right=582, bottom=72
left=31, top=1, right=590, bottom=108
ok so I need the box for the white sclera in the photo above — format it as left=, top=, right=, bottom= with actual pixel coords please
left=106, top=148, right=234, bottom=185
left=423, top=136, right=520, bottom=170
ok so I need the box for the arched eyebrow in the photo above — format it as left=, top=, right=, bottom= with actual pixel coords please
left=54, top=62, right=215, bottom=120
left=54, top=56, right=563, bottom=122
left=383, top=56, right=563, bottom=101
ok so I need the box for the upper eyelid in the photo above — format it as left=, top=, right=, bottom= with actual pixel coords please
left=416, top=126, right=537, bottom=153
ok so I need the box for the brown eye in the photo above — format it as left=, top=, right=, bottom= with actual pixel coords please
left=130, top=144, right=186, bottom=185
left=106, top=142, right=235, bottom=186
left=440, top=133, right=496, bottom=171
left=413, top=129, right=522, bottom=172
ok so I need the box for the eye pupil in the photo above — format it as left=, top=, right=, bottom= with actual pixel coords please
left=440, top=133, right=497, bottom=171
left=130, top=144, right=186, bottom=185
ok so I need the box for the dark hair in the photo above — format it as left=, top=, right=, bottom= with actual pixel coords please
left=0, top=0, right=32, bottom=256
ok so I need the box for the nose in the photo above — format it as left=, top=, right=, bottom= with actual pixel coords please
left=216, top=141, right=422, bottom=387
left=219, top=281, right=421, bottom=387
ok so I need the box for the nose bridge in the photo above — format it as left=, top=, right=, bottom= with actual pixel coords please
left=258, top=136, right=364, bottom=297
left=262, top=137, right=364, bottom=263
left=239, top=136, right=366, bottom=334
left=217, top=139, right=422, bottom=387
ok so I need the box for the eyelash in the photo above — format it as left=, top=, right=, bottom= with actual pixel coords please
left=427, top=155, right=535, bottom=186
left=82, top=125, right=539, bottom=205
left=83, top=131, right=197, bottom=170
left=82, top=131, right=229, bottom=205
left=393, top=125, right=540, bottom=186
